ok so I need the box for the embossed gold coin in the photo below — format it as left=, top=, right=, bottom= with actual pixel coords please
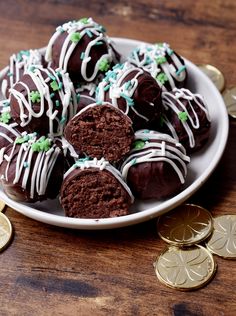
left=206, top=215, right=236, bottom=259
left=0, top=200, right=6, bottom=212
left=198, top=64, right=225, bottom=92
left=0, top=212, right=13, bottom=252
left=223, top=87, right=236, bottom=118
left=154, top=245, right=217, bottom=291
left=157, top=204, right=213, bottom=246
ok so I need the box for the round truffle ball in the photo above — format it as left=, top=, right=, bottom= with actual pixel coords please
left=120, top=130, right=190, bottom=200
left=9, top=66, right=77, bottom=137
left=45, top=18, right=119, bottom=84
left=128, top=42, right=187, bottom=91
left=60, top=158, right=134, bottom=218
left=1, top=49, right=44, bottom=99
left=64, top=102, right=134, bottom=163
left=96, top=62, right=163, bottom=131
left=0, top=134, right=64, bottom=202
left=160, top=88, right=211, bottom=153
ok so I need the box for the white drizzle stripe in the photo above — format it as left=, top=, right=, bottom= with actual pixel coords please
left=9, top=66, right=77, bottom=137
left=45, top=18, right=115, bottom=82
left=64, top=157, right=134, bottom=203
left=120, top=130, right=190, bottom=184
left=128, top=43, right=186, bottom=90
left=162, top=88, right=211, bottom=148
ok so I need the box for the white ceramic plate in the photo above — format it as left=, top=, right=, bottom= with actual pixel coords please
left=0, top=37, right=229, bottom=229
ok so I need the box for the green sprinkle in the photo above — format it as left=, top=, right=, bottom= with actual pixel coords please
left=120, top=93, right=134, bottom=106
left=7, top=72, right=13, bottom=77
left=178, top=111, right=188, bottom=122
left=95, top=41, right=103, bottom=46
left=70, top=32, right=81, bottom=43
left=0, top=112, right=11, bottom=124
left=60, top=116, right=66, bottom=124
left=124, top=81, right=132, bottom=90
left=76, top=93, right=81, bottom=103
left=156, top=56, right=167, bottom=65
left=15, top=135, right=30, bottom=144
left=30, top=91, right=41, bottom=103
left=131, top=158, right=137, bottom=165
left=103, top=84, right=110, bottom=92
left=58, top=82, right=63, bottom=90
left=16, top=50, right=30, bottom=61
left=86, top=30, right=93, bottom=38
left=156, top=72, right=168, bottom=84
left=80, top=52, right=85, bottom=60
left=176, top=65, right=186, bottom=76
left=48, top=73, right=56, bottom=81
left=98, top=58, right=110, bottom=72
left=50, top=93, right=55, bottom=99
left=55, top=100, right=60, bottom=107
left=79, top=17, right=89, bottom=24
left=23, top=162, right=29, bottom=168
left=99, top=25, right=106, bottom=33
left=167, top=48, right=174, bottom=56
left=31, top=138, right=51, bottom=152
left=96, top=100, right=103, bottom=105
left=50, top=80, right=60, bottom=91
left=143, top=129, right=150, bottom=133
left=28, top=65, right=36, bottom=72
left=3, top=101, right=10, bottom=107
left=156, top=42, right=164, bottom=48
left=56, top=71, right=62, bottom=77
left=133, top=140, right=145, bottom=150
left=159, top=115, right=165, bottom=127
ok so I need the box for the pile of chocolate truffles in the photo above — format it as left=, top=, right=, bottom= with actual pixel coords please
left=0, top=18, right=211, bottom=219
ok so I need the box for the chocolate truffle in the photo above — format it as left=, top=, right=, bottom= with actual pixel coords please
left=9, top=66, right=77, bottom=137
left=1, top=49, right=44, bottom=99
left=64, top=102, right=134, bottom=163
left=60, top=158, right=134, bottom=218
left=96, top=62, right=162, bottom=131
left=0, top=134, right=64, bottom=202
left=120, top=130, right=190, bottom=200
left=45, top=18, right=119, bottom=83
left=0, top=103, right=22, bottom=151
left=128, top=43, right=187, bottom=91
left=161, top=88, right=211, bottom=153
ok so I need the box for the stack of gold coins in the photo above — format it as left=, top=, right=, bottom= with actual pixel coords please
left=155, top=204, right=236, bottom=290
left=154, top=204, right=217, bottom=291
left=198, top=64, right=236, bottom=119
left=0, top=201, right=13, bottom=252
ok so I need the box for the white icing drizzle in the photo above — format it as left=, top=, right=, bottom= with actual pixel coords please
left=9, top=66, right=77, bottom=137
left=128, top=43, right=186, bottom=91
left=0, top=104, right=21, bottom=147
left=1, top=49, right=43, bottom=98
left=162, top=88, right=211, bottom=148
left=64, top=157, right=134, bottom=203
left=2, top=135, right=61, bottom=199
left=96, top=62, right=150, bottom=121
left=120, top=130, right=190, bottom=184
left=45, top=18, right=116, bottom=82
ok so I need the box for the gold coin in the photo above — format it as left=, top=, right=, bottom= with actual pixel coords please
left=154, top=245, right=217, bottom=291
left=223, top=87, right=236, bottom=119
left=0, top=200, right=6, bottom=212
left=157, top=204, right=213, bottom=246
left=0, top=212, right=13, bottom=252
left=198, top=64, right=225, bottom=92
left=206, top=215, right=236, bottom=259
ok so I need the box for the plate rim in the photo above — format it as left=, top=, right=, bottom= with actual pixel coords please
left=0, top=37, right=229, bottom=229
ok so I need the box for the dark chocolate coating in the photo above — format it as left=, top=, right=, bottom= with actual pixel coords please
left=0, top=121, right=22, bottom=149
left=161, top=92, right=211, bottom=153
left=61, top=168, right=131, bottom=218
left=0, top=142, right=64, bottom=202
left=9, top=69, right=72, bottom=136
left=64, top=103, right=134, bottom=163
left=51, top=32, right=118, bottom=84
left=126, top=160, right=184, bottom=200
left=102, top=69, right=163, bottom=131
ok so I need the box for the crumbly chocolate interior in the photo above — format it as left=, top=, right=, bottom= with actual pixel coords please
left=65, top=104, right=134, bottom=162
left=61, top=168, right=130, bottom=218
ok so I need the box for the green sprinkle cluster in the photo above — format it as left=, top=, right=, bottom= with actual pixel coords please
left=16, top=135, right=30, bottom=144
left=156, top=72, right=168, bottom=84
left=99, top=58, right=110, bottom=72
left=70, top=32, right=81, bottom=43
left=178, top=111, right=188, bottom=122
left=30, top=90, right=41, bottom=103
left=31, top=137, right=52, bottom=152
left=133, top=140, right=146, bottom=150
left=0, top=112, right=11, bottom=124
left=79, top=17, right=89, bottom=24
left=156, top=56, right=167, bottom=65
left=50, top=80, right=60, bottom=91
